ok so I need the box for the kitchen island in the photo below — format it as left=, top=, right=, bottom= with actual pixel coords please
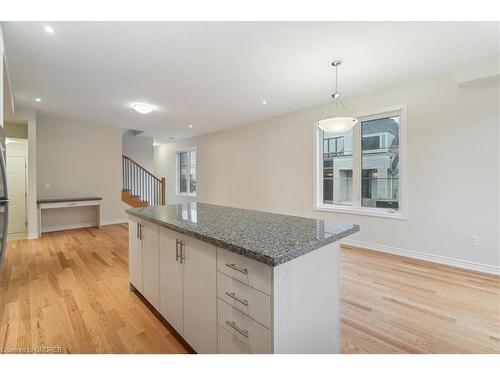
left=126, top=202, right=359, bottom=354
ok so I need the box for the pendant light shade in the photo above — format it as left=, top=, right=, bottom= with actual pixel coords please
left=316, top=60, right=358, bottom=134
left=316, top=117, right=358, bottom=133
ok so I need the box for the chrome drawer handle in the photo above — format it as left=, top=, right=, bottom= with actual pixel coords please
left=176, top=239, right=181, bottom=262
left=225, top=291, right=248, bottom=306
left=67, top=202, right=77, bottom=206
left=225, top=263, right=248, bottom=274
left=225, top=320, right=248, bottom=338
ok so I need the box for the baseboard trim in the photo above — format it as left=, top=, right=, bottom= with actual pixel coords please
left=102, top=218, right=128, bottom=225
left=41, top=218, right=128, bottom=234
left=7, top=232, right=27, bottom=241
left=27, top=232, right=39, bottom=240
left=341, top=239, right=500, bottom=276
left=42, top=222, right=97, bottom=233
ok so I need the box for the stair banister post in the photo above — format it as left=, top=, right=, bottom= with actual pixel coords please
left=161, top=177, right=166, bottom=205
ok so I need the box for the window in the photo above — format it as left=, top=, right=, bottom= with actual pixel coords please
left=176, top=148, right=197, bottom=196
left=361, top=136, right=380, bottom=150
left=322, top=129, right=353, bottom=205
left=315, top=106, right=406, bottom=219
left=324, top=136, right=345, bottom=155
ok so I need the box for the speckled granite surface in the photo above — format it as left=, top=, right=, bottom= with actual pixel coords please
left=126, top=203, right=359, bottom=266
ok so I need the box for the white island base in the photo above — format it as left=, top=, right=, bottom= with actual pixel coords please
left=128, top=216, right=341, bottom=354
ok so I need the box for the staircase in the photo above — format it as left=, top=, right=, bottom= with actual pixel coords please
left=122, top=155, right=166, bottom=208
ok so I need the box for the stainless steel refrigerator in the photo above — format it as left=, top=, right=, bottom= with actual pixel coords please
left=0, top=135, right=8, bottom=268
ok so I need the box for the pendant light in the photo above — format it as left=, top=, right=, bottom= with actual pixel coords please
left=316, top=60, right=358, bottom=134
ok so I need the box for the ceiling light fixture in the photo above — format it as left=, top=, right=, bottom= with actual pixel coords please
left=188, top=124, right=193, bottom=128
left=35, top=97, right=42, bottom=102
left=44, top=25, right=55, bottom=34
left=131, top=103, right=156, bottom=114
left=262, top=100, right=267, bottom=105
left=316, top=60, right=358, bottom=134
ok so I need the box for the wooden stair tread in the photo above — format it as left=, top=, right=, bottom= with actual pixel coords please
left=121, top=190, right=149, bottom=208
left=122, top=155, right=166, bottom=207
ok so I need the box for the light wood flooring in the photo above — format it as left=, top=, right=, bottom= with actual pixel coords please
left=0, top=224, right=498, bottom=354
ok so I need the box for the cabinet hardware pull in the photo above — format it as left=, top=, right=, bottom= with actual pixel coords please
left=136, top=222, right=139, bottom=239
left=179, top=241, right=185, bottom=264
left=67, top=202, right=77, bottom=206
left=225, top=263, right=248, bottom=274
left=176, top=239, right=181, bottom=262
left=139, top=223, right=143, bottom=240
left=225, top=291, right=248, bottom=306
left=225, top=320, right=248, bottom=338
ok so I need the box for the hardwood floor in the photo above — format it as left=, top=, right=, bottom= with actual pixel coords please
left=341, top=245, right=499, bottom=353
left=0, top=224, right=186, bottom=354
left=0, top=224, right=498, bottom=354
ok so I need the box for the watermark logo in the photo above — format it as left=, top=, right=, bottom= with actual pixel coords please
left=0, top=346, right=63, bottom=354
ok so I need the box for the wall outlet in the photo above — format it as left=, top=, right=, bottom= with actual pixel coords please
left=469, top=235, right=479, bottom=246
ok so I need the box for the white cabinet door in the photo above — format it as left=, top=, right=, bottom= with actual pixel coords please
left=182, top=236, right=217, bottom=353
left=128, top=217, right=143, bottom=292
left=159, top=226, right=184, bottom=335
left=141, top=220, right=160, bottom=310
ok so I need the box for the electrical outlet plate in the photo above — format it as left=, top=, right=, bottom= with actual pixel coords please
left=469, top=235, right=479, bottom=246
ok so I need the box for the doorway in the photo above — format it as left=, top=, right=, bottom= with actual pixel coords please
left=6, top=138, right=28, bottom=239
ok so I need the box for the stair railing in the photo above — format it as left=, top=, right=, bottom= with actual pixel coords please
left=122, top=155, right=165, bottom=206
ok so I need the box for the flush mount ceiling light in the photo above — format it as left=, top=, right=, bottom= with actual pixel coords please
left=35, top=97, right=42, bottom=102
left=262, top=100, right=268, bottom=105
left=188, top=124, right=193, bottom=128
left=131, top=103, right=157, bottom=114
left=44, top=25, right=55, bottom=34
left=316, top=60, right=358, bottom=134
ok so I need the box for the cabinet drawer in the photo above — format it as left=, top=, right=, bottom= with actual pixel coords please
left=217, top=248, right=271, bottom=295
left=218, top=324, right=254, bottom=354
left=39, top=200, right=100, bottom=209
left=217, top=299, right=271, bottom=354
left=217, top=272, right=270, bottom=328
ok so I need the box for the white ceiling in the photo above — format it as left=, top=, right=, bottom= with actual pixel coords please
left=4, top=21, right=498, bottom=142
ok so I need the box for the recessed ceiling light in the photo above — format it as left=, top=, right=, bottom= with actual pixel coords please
left=262, top=100, right=268, bottom=105
left=188, top=124, right=193, bottom=128
left=44, top=25, right=55, bottom=34
left=131, top=103, right=156, bottom=114
left=35, top=97, right=42, bottom=102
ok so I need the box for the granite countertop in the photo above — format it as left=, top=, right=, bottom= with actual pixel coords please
left=126, top=202, right=359, bottom=266
left=37, top=196, right=103, bottom=204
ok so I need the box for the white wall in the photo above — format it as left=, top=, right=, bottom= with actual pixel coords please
left=37, top=114, right=127, bottom=230
left=155, top=72, right=499, bottom=270
left=122, top=133, right=154, bottom=172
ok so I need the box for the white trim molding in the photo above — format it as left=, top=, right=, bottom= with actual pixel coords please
left=27, top=232, right=39, bottom=240
left=102, top=217, right=128, bottom=225
left=341, top=238, right=500, bottom=276
left=38, top=218, right=128, bottom=236
left=41, top=222, right=98, bottom=234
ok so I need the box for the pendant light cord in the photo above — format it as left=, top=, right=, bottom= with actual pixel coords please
left=334, top=62, right=339, bottom=117
left=319, top=60, right=349, bottom=122
left=319, top=62, right=338, bottom=121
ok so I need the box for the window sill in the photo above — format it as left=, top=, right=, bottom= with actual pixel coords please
left=314, top=204, right=407, bottom=220
left=176, top=193, right=197, bottom=198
